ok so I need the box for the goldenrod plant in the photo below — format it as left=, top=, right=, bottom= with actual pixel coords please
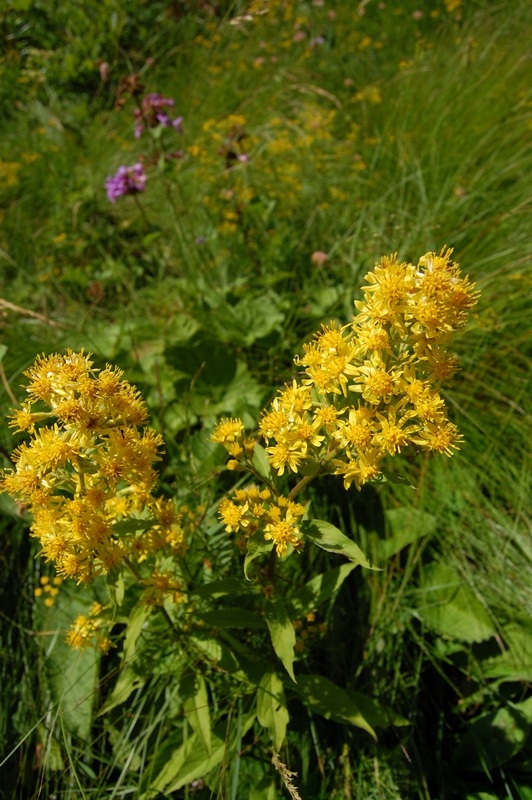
left=1, top=249, right=478, bottom=794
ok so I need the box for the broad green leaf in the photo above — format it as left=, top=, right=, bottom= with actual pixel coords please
left=112, top=518, right=158, bottom=535
left=123, top=603, right=151, bottom=662
left=264, top=599, right=297, bottom=682
left=293, top=675, right=376, bottom=740
left=417, top=563, right=495, bottom=643
left=453, top=705, right=529, bottom=771
left=165, top=734, right=226, bottom=794
left=99, top=602, right=150, bottom=714
left=147, top=711, right=257, bottom=796
left=286, top=563, right=357, bottom=619
left=380, top=507, right=436, bottom=559
left=250, top=779, right=277, bottom=800
left=181, top=672, right=211, bottom=755
left=298, top=460, right=320, bottom=477
left=99, top=667, right=146, bottom=715
left=37, top=726, right=64, bottom=771
left=0, top=344, right=7, bottom=362
left=198, top=609, right=266, bottom=629
left=301, top=519, right=378, bottom=569
left=244, top=529, right=274, bottom=581
left=193, top=578, right=248, bottom=599
left=190, top=634, right=240, bottom=673
left=482, top=620, right=532, bottom=682
left=345, top=690, right=410, bottom=728
left=256, top=671, right=289, bottom=751
left=252, top=442, right=273, bottom=482
left=34, top=583, right=99, bottom=739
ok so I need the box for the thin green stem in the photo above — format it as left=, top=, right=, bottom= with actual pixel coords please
left=133, top=192, right=151, bottom=231
left=288, top=447, right=340, bottom=502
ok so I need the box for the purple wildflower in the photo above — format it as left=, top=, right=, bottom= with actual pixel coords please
left=134, top=93, right=183, bottom=138
left=105, top=163, right=147, bottom=203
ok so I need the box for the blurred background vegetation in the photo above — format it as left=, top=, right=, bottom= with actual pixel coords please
left=1, top=0, right=532, bottom=797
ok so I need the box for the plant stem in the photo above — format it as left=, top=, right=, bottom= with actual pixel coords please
left=288, top=447, right=340, bottom=502
left=133, top=193, right=151, bottom=231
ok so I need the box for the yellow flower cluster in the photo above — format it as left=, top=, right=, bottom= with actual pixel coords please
left=258, top=249, right=479, bottom=489
left=210, top=417, right=256, bottom=470
left=33, top=574, right=63, bottom=607
left=65, top=601, right=113, bottom=652
left=218, top=486, right=305, bottom=557
left=142, top=568, right=185, bottom=607
left=0, top=351, right=185, bottom=582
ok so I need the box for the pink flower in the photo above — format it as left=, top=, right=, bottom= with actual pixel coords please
left=105, top=163, right=147, bottom=203
left=311, top=251, right=328, bottom=267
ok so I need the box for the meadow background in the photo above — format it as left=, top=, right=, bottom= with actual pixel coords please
left=1, top=0, right=532, bottom=797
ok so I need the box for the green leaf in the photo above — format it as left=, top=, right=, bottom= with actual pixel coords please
left=294, top=675, right=376, bottom=740
left=190, top=634, right=240, bottom=673
left=301, top=519, right=378, bottom=569
left=106, top=572, right=124, bottom=618
left=99, top=668, right=146, bottom=715
left=264, top=599, right=297, bottom=682
left=193, top=578, right=248, bottom=599
left=112, top=518, right=158, bottom=535
left=345, top=690, right=410, bottom=728
left=454, top=705, right=530, bottom=772
left=0, top=344, right=7, bottom=362
left=34, top=583, right=100, bottom=738
left=256, top=671, right=289, bottom=751
left=99, top=603, right=150, bottom=715
left=417, top=563, right=495, bottom=643
left=286, top=563, right=357, bottom=619
left=482, top=619, right=532, bottom=682
left=252, top=442, right=273, bottom=482
left=380, top=507, right=436, bottom=559
left=143, top=731, right=224, bottom=798
left=298, top=460, right=320, bottom=477
left=198, top=609, right=266, bottom=629
left=123, top=603, right=151, bottom=662
left=244, top=529, right=274, bottom=581
left=250, top=779, right=277, bottom=800
left=181, top=672, right=211, bottom=755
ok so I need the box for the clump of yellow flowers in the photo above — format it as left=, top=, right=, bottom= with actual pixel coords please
left=212, top=249, right=479, bottom=554
left=0, top=351, right=186, bottom=585
left=0, top=249, right=479, bottom=649
left=65, top=602, right=113, bottom=652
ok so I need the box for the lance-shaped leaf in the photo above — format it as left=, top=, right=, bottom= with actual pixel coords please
left=293, top=675, right=376, bottom=739
left=301, top=519, right=378, bottom=569
left=244, top=529, right=274, bottom=581
left=264, top=599, right=297, bottom=682
left=180, top=672, right=211, bottom=755
left=257, top=671, right=289, bottom=752
left=286, top=562, right=357, bottom=619
left=112, top=518, right=158, bottom=535
left=252, top=442, right=274, bottom=482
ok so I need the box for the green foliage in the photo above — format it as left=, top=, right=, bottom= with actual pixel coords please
left=2, top=0, right=532, bottom=798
